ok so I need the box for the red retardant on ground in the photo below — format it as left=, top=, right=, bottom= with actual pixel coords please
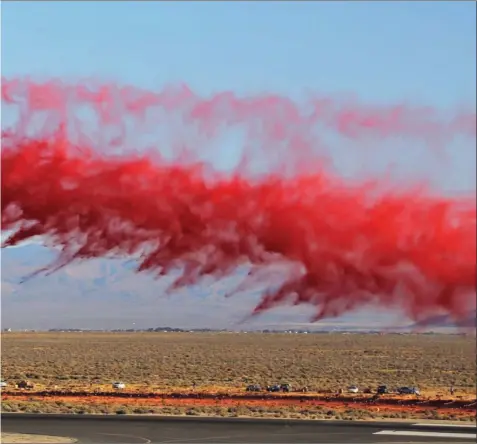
left=1, top=78, right=476, bottom=324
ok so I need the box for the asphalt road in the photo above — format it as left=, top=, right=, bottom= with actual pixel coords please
left=1, top=414, right=476, bottom=443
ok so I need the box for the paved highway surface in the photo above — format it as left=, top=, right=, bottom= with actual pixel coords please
left=2, top=414, right=476, bottom=443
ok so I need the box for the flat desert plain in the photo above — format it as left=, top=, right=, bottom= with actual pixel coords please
left=1, top=332, right=475, bottom=421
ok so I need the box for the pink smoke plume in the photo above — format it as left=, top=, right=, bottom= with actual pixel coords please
left=2, top=77, right=476, bottom=324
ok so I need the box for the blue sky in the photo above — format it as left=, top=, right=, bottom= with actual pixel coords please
left=3, top=1, right=475, bottom=105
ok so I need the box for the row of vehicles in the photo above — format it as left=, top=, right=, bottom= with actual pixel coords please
left=345, top=385, right=420, bottom=395
left=246, top=383, right=292, bottom=392
left=1, top=379, right=420, bottom=396
left=0, top=380, right=127, bottom=390
left=377, top=385, right=421, bottom=395
left=344, top=385, right=419, bottom=395
left=246, top=383, right=420, bottom=395
left=1, top=380, right=34, bottom=389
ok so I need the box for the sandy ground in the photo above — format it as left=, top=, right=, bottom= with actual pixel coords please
left=1, top=433, right=76, bottom=443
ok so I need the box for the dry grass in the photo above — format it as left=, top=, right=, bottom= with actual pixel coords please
left=1, top=331, right=475, bottom=397
left=2, top=399, right=475, bottom=422
left=0, top=399, right=363, bottom=419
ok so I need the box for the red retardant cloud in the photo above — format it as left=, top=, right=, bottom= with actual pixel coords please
left=1, top=78, right=476, bottom=324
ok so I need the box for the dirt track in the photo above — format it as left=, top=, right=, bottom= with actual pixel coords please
left=3, top=390, right=476, bottom=418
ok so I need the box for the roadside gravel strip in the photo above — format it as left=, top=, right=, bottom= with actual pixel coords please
left=1, top=433, right=77, bottom=443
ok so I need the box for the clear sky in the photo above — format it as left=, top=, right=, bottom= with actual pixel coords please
left=2, top=1, right=475, bottom=106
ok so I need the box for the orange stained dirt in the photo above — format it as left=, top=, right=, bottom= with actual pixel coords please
left=2, top=393, right=475, bottom=419
left=2, top=388, right=476, bottom=405
left=8, top=384, right=476, bottom=402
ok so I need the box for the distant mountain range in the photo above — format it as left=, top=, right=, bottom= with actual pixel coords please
left=409, top=310, right=476, bottom=329
left=1, top=243, right=475, bottom=332
left=1, top=243, right=257, bottom=330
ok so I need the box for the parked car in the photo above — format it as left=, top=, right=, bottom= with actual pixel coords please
left=17, top=380, right=34, bottom=389
left=397, top=386, right=420, bottom=395
left=112, top=382, right=126, bottom=389
left=246, top=384, right=261, bottom=392
left=347, top=385, right=359, bottom=394
left=377, top=385, right=388, bottom=394
left=280, top=383, right=292, bottom=392
left=0, top=380, right=7, bottom=388
left=267, top=384, right=281, bottom=392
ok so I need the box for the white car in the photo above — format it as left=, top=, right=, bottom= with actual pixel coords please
left=0, top=380, right=7, bottom=388
left=112, top=382, right=126, bottom=389
left=347, top=385, right=359, bottom=394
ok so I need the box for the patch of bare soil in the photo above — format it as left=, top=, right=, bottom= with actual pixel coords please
left=1, top=433, right=76, bottom=443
